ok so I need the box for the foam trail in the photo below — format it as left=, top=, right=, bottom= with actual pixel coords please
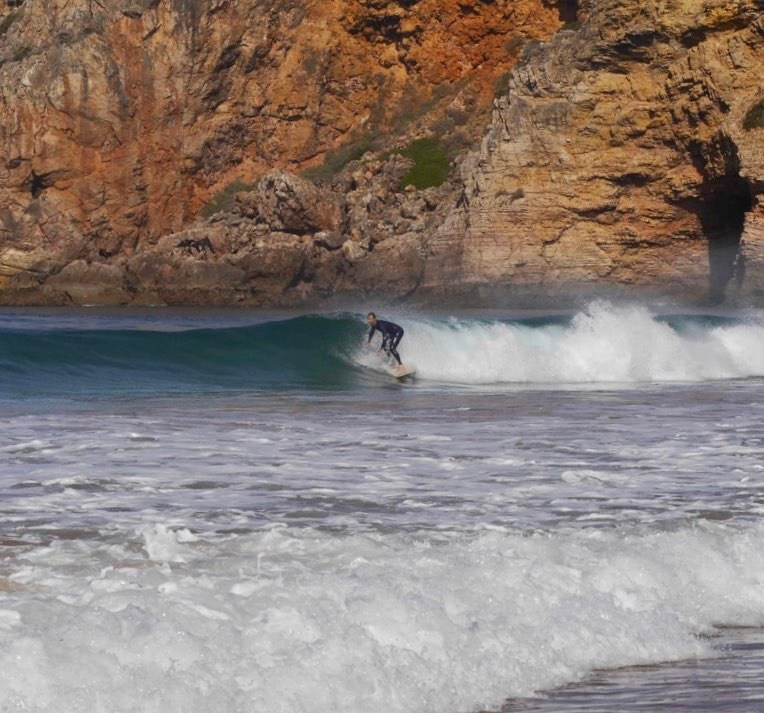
left=2, top=522, right=764, bottom=713
left=371, top=303, right=764, bottom=384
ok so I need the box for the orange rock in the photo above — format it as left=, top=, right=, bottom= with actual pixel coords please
left=0, top=0, right=559, bottom=279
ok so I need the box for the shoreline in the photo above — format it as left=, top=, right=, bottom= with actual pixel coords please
left=504, top=626, right=764, bottom=712
left=0, top=267, right=759, bottom=311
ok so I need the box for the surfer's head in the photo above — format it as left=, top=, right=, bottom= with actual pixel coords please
left=367, top=312, right=377, bottom=327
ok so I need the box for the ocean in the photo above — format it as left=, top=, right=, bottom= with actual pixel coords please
left=1, top=301, right=764, bottom=713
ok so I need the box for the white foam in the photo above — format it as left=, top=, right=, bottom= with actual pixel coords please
left=141, top=524, right=199, bottom=563
left=356, top=303, right=764, bottom=384
left=0, top=609, right=21, bottom=629
left=2, top=522, right=764, bottom=713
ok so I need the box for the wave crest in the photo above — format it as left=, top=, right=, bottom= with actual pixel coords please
left=361, top=303, right=764, bottom=384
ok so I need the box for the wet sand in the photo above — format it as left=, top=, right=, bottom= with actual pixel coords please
left=504, top=627, right=764, bottom=712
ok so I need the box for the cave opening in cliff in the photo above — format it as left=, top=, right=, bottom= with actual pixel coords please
left=701, top=174, right=753, bottom=303
left=557, top=0, right=579, bottom=24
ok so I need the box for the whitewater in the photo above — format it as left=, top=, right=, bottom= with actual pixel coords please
left=2, top=302, right=764, bottom=713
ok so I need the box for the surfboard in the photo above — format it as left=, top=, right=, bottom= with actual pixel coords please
left=393, top=365, right=416, bottom=379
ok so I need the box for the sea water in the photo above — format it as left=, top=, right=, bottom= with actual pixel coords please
left=1, top=301, right=764, bottom=713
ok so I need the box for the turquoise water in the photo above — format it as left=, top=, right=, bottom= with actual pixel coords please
left=0, top=313, right=361, bottom=395
left=2, top=303, right=764, bottom=712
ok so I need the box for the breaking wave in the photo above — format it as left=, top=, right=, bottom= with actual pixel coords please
left=2, top=303, right=763, bottom=397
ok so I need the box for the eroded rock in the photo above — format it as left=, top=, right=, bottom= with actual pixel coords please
left=255, top=171, right=343, bottom=235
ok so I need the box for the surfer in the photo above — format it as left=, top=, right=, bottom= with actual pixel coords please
left=367, top=312, right=404, bottom=366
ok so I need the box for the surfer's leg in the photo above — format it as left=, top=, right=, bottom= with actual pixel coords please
left=389, top=330, right=403, bottom=365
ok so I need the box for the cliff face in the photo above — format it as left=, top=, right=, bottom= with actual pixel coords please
left=425, top=0, right=764, bottom=305
left=0, top=0, right=762, bottom=306
left=0, top=0, right=560, bottom=291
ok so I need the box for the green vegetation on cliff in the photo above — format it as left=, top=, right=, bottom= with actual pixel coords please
left=398, top=137, right=451, bottom=190
left=302, top=134, right=374, bottom=182
left=201, top=180, right=256, bottom=218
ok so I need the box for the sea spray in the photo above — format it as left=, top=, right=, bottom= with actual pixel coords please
left=365, top=303, right=764, bottom=384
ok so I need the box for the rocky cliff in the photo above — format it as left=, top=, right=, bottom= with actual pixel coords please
left=0, top=0, right=762, bottom=306
left=425, top=0, right=764, bottom=305
left=0, top=0, right=564, bottom=303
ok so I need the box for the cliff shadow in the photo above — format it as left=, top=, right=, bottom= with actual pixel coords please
left=700, top=174, right=753, bottom=304
left=687, top=132, right=754, bottom=304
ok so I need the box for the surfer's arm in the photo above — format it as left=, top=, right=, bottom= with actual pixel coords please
left=367, top=326, right=376, bottom=343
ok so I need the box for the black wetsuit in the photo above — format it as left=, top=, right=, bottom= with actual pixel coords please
left=368, top=319, right=404, bottom=365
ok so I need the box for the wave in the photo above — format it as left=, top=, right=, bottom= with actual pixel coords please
left=2, top=303, right=763, bottom=397
left=359, top=302, right=764, bottom=385
left=4, top=520, right=764, bottom=713
left=0, top=315, right=365, bottom=396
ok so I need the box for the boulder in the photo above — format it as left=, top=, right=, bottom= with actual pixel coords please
left=127, top=253, right=246, bottom=306
left=256, top=171, right=344, bottom=235
left=43, top=260, right=131, bottom=305
left=342, top=239, right=369, bottom=263
left=351, top=234, right=425, bottom=296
